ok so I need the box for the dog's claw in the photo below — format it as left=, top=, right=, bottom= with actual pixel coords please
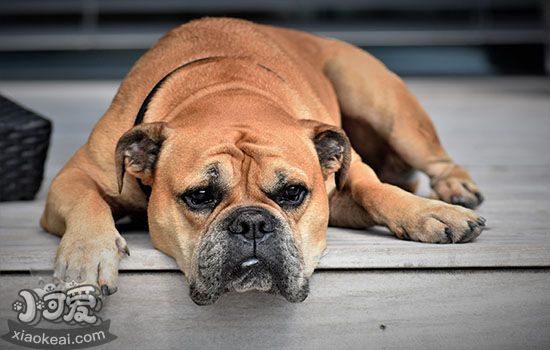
left=477, top=216, right=487, bottom=226
left=456, top=219, right=485, bottom=243
left=101, top=285, right=118, bottom=296
left=474, top=192, right=484, bottom=205
left=444, top=227, right=454, bottom=242
left=116, top=237, right=130, bottom=256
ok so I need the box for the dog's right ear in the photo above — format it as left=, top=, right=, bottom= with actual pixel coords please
left=299, top=119, right=351, bottom=190
left=115, top=122, right=168, bottom=194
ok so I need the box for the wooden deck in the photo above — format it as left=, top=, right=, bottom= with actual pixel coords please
left=1, top=77, right=549, bottom=349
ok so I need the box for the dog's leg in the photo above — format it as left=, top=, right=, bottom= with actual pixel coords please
left=342, top=117, right=419, bottom=194
left=41, top=166, right=128, bottom=295
left=334, top=154, right=485, bottom=243
left=324, top=43, right=483, bottom=209
left=329, top=186, right=375, bottom=229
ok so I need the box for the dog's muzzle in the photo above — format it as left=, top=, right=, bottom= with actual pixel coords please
left=189, top=206, right=309, bottom=305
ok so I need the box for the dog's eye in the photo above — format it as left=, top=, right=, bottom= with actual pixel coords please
left=182, top=187, right=217, bottom=211
left=276, top=185, right=308, bottom=208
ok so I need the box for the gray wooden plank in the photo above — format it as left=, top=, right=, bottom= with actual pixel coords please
left=2, top=221, right=550, bottom=271
left=1, top=270, right=549, bottom=350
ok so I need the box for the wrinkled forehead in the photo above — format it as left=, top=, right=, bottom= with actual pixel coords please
left=160, top=126, right=319, bottom=190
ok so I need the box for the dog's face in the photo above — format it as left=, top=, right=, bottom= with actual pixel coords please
left=115, top=98, right=350, bottom=305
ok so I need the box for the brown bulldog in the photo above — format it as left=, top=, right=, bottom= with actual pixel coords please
left=41, top=18, right=485, bottom=305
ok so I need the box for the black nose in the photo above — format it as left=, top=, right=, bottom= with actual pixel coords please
left=228, top=207, right=276, bottom=242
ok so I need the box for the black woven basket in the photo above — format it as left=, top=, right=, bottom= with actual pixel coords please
left=0, top=95, right=52, bottom=201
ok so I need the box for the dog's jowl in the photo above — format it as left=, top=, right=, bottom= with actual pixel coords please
left=41, top=18, right=485, bottom=304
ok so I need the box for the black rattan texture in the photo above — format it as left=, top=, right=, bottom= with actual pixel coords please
left=0, top=95, right=51, bottom=201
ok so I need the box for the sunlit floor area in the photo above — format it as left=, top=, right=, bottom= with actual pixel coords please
left=1, top=77, right=549, bottom=349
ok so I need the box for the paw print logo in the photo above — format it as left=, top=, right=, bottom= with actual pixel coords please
left=67, top=280, right=78, bottom=288
left=36, top=300, right=45, bottom=311
left=43, top=283, right=56, bottom=293
left=12, top=301, right=23, bottom=312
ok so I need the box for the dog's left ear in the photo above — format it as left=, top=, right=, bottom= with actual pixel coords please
left=300, top=120, right=351, bottom=190
left=115, top=122, right=169, bottom=194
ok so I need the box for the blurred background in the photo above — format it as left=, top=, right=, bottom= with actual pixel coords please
left=0, top=0, right=548, bottom=79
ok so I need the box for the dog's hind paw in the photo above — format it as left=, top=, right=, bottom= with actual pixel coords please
left=430, top=164, right=484, bottom=209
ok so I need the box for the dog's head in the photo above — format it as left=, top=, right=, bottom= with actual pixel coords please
left=114, top=94, right=350, bottom=304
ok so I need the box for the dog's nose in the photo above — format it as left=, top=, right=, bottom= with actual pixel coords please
left=228, top=207, right=275, bottom=242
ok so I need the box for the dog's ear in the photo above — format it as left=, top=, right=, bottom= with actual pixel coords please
left=115, top=122, right=168, bottom=194
left=300, top=120, right=351, bottom=190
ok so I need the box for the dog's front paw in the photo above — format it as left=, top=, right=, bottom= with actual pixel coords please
left=53, top=231, right=129, bottom=295
left=430, top=164, right=484, bottom=209
left=391, top=199, right=486, bottom=243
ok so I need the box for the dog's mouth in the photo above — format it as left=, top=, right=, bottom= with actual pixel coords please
left=228, top=258, right=274, bottom=293
left=189, top=252, right=310, bottom=305
left=188, top=210, right=310, bottom=305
